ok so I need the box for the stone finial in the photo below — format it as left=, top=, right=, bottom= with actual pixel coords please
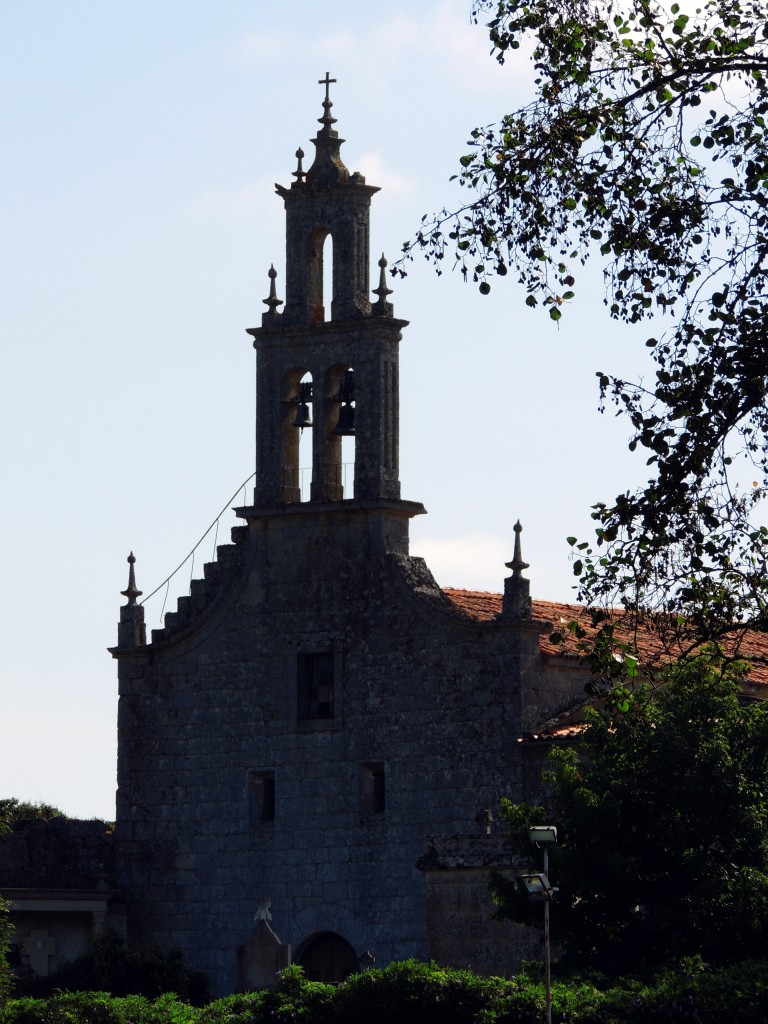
left=118, top=552, right=146, bottom=647
left=506, top=520, right=530, bottom=577
left=500, top=521, right=532, bottom=620
left=262, top=265, right=283, bottom=325
left=372, top=253, right=394, bottom=316
left=306, top=72, right=349, bottom=187
left=254, top=897, right=272, bottom=923
left=121, top=551, right=142, bottom=605
left=292, top=148, right=306, bottom=184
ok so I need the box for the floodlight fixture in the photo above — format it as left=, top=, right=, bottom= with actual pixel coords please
left=529, top=825, right=558, bottom=845
left=519, top=872, right=554, bottom=898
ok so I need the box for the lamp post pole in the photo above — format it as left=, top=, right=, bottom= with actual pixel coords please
left=524, top=826, right=557, bottom=1024
left=543, top=844, right=551, bottom=1024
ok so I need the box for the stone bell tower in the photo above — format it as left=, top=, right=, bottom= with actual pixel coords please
left=248, top=75, right=407, bottom=507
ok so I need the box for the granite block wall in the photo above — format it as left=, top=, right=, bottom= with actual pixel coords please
left=114, top=507, right=584, bottom=994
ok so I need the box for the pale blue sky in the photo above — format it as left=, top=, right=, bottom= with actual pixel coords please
left=2, top=0, right=655, bottom=818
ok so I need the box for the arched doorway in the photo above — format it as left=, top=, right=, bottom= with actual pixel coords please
left=296, top=931, right=358, bottom=983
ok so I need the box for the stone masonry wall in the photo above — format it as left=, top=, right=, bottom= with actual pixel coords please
left=418, top=835, right=540, bottom=976
left=0, top=820, right=114, bottom=890
left=114, top=506, right=585, bottom=995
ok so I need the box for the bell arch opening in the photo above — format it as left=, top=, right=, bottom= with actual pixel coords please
left=324, top=364, right=355, bottom=499
left=308, top=228, right=332, bottom=323
left=283, top=367, right=313, bottom=502
left=295, top=931, right=358, bottom=983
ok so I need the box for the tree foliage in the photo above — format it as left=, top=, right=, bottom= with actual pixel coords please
left=491, top=653, right=768, bottom=972
left=0, top=800, right=66, bottom=823
left=0, top=819, right=12, bottom=1001
left=404, top=0, right=768, bottom=642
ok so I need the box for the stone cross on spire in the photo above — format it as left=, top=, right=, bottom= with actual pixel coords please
left=304, top=71, right=348, bottom=186
left=319, top=71, right=336, bottom=101
left=317, top=72, right=338, bottom=130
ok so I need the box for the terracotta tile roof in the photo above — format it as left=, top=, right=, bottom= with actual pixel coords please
left=440, top=588, right=502, bottom=622
left=442, top=588, right=768, bottom=691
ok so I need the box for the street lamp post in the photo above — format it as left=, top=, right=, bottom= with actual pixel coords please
left=519, top=825, right=558, bottom=1024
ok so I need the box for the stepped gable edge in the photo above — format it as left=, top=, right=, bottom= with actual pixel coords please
left=149, top=525, right=250, bottom=646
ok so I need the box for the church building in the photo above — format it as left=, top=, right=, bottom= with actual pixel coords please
left=6, top=78, right=768, bottom=996
left=108, top=78, right=590, bottom=995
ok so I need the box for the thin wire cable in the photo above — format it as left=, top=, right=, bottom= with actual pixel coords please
left=141, top=471, right=256, bottom=607
left=160, top=579, right=170, bottom=623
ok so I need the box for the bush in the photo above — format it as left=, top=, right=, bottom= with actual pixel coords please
left=200, top=965, right=334, bottom=1024
left=20, top=933, right=208, bottom=1005
left=3, top=959, right=768, bottom=1024
left=330, top=959, right=518, bottom=1024
left=0, top=991, right=198, bottom=1024
left=633, top=959, right=768, bottom=1024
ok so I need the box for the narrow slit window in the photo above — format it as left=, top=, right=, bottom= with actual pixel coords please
left=297, top=653, right=334, bottom=719
left=361, top=763, right=385, bottom=815
left=249, top=771, right=276, bottom=824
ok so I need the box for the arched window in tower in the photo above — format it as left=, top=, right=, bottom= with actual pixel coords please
left=284, top=368, right=313, bottom=503
left=336, top=368, right=355, bottom=497
left=325, top=365, right=355, bottom=499
left=308, top=228, right=333, bottom=323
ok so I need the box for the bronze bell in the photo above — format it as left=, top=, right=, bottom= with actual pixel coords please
left=333, top=402, right=355, bottom=436
left=292, top=381, right=313, bottom=428
left=292, top=401, right=312, bottom=429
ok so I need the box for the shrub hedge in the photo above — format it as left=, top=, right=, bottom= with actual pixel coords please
left=14, top=934, right=208, bottom=1006
left=2, top=958, right=767, bottom=1024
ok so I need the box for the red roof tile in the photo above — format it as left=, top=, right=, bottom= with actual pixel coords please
left=442, top=588, right=768, bottom=691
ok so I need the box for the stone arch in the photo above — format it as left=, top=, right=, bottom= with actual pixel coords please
left=295, top=931, right=358, bottom=983
left=322, top=363, right=355, bottom=499
left=283, top=367, right=313, bottom=502
left=307, top=228, right=332, bottom=323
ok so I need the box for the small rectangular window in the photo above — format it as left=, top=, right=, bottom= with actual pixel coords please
left=361, top=763, right=385, bottom=815
left=249, top=771, right=275, bottom=824
left=298, top=653, right=334, bottom=719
